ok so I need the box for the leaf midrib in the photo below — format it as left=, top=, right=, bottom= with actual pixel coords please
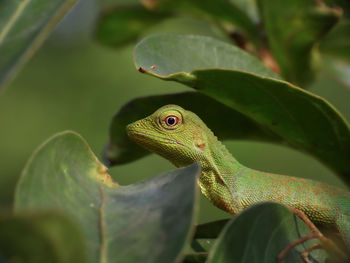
left=99, top=185, right=107, bottom=263
left=0, top=0, right=31, bottom=44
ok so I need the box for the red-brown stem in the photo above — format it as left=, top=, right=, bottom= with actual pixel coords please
left=278, top=233, right=318, bottom=263
left=301, top=243, right=322, bottom=263
left=258, top=48, right=280, bottom=75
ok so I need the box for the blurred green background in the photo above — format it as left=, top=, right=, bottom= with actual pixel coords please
left=0, top=0, right=349, bottom=223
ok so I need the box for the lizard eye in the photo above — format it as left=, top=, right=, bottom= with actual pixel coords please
left=164, top=115, right=179, bottom=127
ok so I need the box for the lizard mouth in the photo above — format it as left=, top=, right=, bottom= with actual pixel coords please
left=127, top=129, right=184, bottom=146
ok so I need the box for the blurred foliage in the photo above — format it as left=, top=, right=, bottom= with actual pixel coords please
left=257, top=0, right=341, bottom=85
left=0, top=211, right=87, bottom=263
left=96, top=5, right=170, bottom=47
left=0, top=0, right=78, bottom=90
left=0, top=0, right=350, bottom=261
left=320, top=20, right=350, bottom=62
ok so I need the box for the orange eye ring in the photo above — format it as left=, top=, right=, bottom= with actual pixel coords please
left=164, top=115, right=179, bottom=127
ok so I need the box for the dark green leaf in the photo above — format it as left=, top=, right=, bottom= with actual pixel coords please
left=320, top=20, right=350, bottom=62
left=134, top=34, right=350, bottom=184
left=0, top=0, right=78, bottom=90
left=188, top=220, right=229, bottom=256
left=257, top=0, right=341, bottom=85
left=0, top=211, right=86, bottom=263
left=207, top=202, right=327, bottom=263
left=141, top=0, right=260, bottom=46
left=182, top=252, right=207, bottom=263
left=95, top=5, right=170, bottom=47
left=194, top=219, right=230, bottom=239
left=190, top=239, right=210, bottom=253
left=104, top=92, right=280, bottom=166
left=15, top=131, right=200, bottom=263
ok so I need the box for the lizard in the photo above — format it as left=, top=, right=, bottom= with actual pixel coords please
left=126, top=104, right=350, bottom=261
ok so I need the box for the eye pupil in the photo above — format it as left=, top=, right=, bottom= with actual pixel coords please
left=167, top=117, right=175, bottom=125
left=164, top=115, right=179, bottom=127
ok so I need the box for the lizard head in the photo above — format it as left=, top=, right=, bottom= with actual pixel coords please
left=126, top=104, right=211, bottom=168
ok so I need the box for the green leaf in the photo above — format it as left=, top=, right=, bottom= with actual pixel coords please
left=104, top=92, right=280, bottom=165
left=0, top=0, right=78, bottom=90
left=257, top=0, right=341, bottom=85
left=188, top=220, right=229, bottom=257
left=182, top=252, right=207, bottom=263
left=135, top=34, right=277, bottom=79
left=320, top=20, right=350, bottom=62
left=133, top=34, right=350, bottom=184
left=207, top=202, right=326, bottom=263
left=194, top=219, right=229, bottom=239
left=141, top=0, right=260, bottom=46
left=95, top=5, right=170, bottom=47
left=15, top=131, right=200, bottom=263
left=190, top=239, right=215, bottom=253
left=0, top=211, right=86, bottom=263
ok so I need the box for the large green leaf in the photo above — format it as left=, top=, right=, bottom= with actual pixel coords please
left=104, top=92, right=280, bottom=165
left=133, top=34, right=350, bottom=184
left=0, top=0, right=77, bottom=90
left=320, top=20, right=350, bottom=62
left=207, top=202, right=326, bottom=263
left=134, top=34, right=277, bottom=79
left=257, top=0, right=341, bottom=85
left=15, top=131, right=200, bottom=263
left=96, top=5, right=170, bottom=47
left=0, top=211, right=86, bottom=263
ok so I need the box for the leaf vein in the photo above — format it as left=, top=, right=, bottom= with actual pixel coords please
left=99, top=186, right=107, bottom=263
left=0, top=0, right=31, bottom=44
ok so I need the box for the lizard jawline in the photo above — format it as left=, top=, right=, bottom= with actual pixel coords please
left=130, top=130, right=184, bottom=146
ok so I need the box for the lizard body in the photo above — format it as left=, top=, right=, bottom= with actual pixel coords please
left=126, top=105, right=350, bottom=239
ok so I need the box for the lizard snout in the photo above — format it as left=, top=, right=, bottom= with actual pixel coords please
left=126, top=121, right=140, bottom=137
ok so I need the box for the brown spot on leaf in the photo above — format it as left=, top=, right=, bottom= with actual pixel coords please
left=151, top=65, right=157, bottom=69
left=138, top=67, right=146, bottom=73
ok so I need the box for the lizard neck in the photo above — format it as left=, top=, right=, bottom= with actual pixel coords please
left=197, top=127, right=245, bottom=204
left=203, top=127, right=244, bottom=178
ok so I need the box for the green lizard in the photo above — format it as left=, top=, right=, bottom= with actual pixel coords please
left=126, top=104, right=350, bottom=259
